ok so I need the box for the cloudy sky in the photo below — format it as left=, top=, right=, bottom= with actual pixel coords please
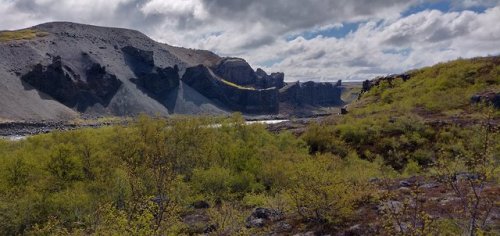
left=1, top=0, right=500, bottom=82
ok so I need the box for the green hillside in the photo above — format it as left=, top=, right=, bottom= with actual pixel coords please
left=303, top=57, right=500, bottom=169
left=353, top=56, right=500, bottom=118
left=0, top=57, right=498, bottom=235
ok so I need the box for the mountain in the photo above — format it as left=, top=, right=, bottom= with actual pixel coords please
left=0, top=22, right=343, bottom=121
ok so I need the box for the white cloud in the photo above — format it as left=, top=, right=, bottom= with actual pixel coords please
left=245, top=7, right=500, bottom=81
left=140, top=0, right=207, bottom=19
left=0, top=0, right=499, bottom=81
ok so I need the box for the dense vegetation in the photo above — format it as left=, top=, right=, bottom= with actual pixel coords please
left=0, top=114, right=385, bottom=235
left=0, top=57, right=499, bottom=235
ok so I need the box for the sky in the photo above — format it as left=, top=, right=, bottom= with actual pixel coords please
left=1, top=0, right=500, bottom=82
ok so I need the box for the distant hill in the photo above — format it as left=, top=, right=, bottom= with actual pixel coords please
left=0, top=22, right=343, bottom=121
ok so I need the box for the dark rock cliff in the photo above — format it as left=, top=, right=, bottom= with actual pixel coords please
left=214, top=58, right=257, bottom=86
left=123, top=46, right=180, bottom=98
left=21, top=56, right=122, bottom=112
left=256, top=68, right=285, bottom=89
left=279, top=81, right=343, bottom=106
left=182, top=65, right=279, bottom=114
left=0, top=22, right=345, bottom=120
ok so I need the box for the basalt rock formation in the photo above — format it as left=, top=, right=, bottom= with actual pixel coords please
left=279, top=81, right=343, bottom=106
left=123, top=46, right=180, bottom=98
left=0, top=22, right=344, bottom=120
left=21, top=55, right=122, bottom=112
left=182, top=65, right=279, bottom=114
left=256, top=68, right=285, bottom=89
left=214, top=57, right=257, bottom=86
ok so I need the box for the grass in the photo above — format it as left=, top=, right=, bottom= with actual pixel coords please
left=0, top=29, right=49, bottom=42
left=219, top=78, right=256, bottom=90
left=351, top=56, right=500, bottom=119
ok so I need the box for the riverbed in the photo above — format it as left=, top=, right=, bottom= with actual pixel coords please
left=0, top=119, right=292, bottom=141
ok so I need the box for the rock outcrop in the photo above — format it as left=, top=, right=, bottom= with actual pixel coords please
left=256, top=68, right=285, bottom=89
left=213, top=58, right=285, bottom=90
left=246, top=208, right=284, bottom=228
left=279, top=81, right=343, bottom=106
left=0, top=22, right=346, bottom=120
left=21, top=55, right=122, bottom=112
left=123, top=46, right=180, bottom=98
left=214, top=57, right=257, bottom=86
left=471, top=91, right=500, bottom=108
left=361, top=73, right=411, bottom=94
left=182, top=65, right=279, bottom=114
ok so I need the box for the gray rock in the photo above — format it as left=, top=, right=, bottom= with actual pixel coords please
left=471, top=91, right=500, bottom=108
left=214, top=57, right=257, bottom=86
left=419, top=183, right=439, bottom=189
left=246, top=218, right=265, bottom=228
left=455, top=172, right=480, bottom=181
left=378, top=200, right=403, bottom=213
left=274, top=221, right=292, bottom=232
left=245, top=207, right=284, bottom=228
left=182, top=65, right=279, bottom=114
left=192, top=200, right=210, bottom=209
left=279, top=81, right=343, bottom=106
left=340, top=106, right=348, bottom=115
left=399, top=180, right=412, bottom=187
left=255, top=68, right=285, bottom=89
left=21, top=55, right=122, bottom=112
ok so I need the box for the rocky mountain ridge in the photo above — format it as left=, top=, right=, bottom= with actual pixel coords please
left=0, top=22, right=343, bottom=121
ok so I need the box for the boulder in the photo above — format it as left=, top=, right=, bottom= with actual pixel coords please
left=245, top=208, right=284, bottom=228
left=341, top=106, right=348, bottom=115
left=192, top=200, right=210, bottom=209
left=21, top=56, right=79, bottom=107
left=471, top=91, right=500, bottom=108
left=378, top=200, right=403, bottom=214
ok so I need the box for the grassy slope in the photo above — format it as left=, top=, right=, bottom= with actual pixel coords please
left=351, top=56, right=500, bottom=120
left=0, top=29, right=48, bottom=42
left=309, top=57, right=500, bottom=170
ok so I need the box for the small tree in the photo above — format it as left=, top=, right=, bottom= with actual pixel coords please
left=435, top=105, right=499, bottom=235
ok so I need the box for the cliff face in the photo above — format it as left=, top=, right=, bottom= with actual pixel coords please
left=182, top=65, right=279, bottom=114
left=123, top=46, right=180, bottom=99
left=0, top=22, right=223, bottom=120
left=214, top=58, right=257, bottom=86
left=21, top=55, right=122, bottom=112
left=0, top=22, right=344, bottom=120
left=279, top=81, right=343, bottom=107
